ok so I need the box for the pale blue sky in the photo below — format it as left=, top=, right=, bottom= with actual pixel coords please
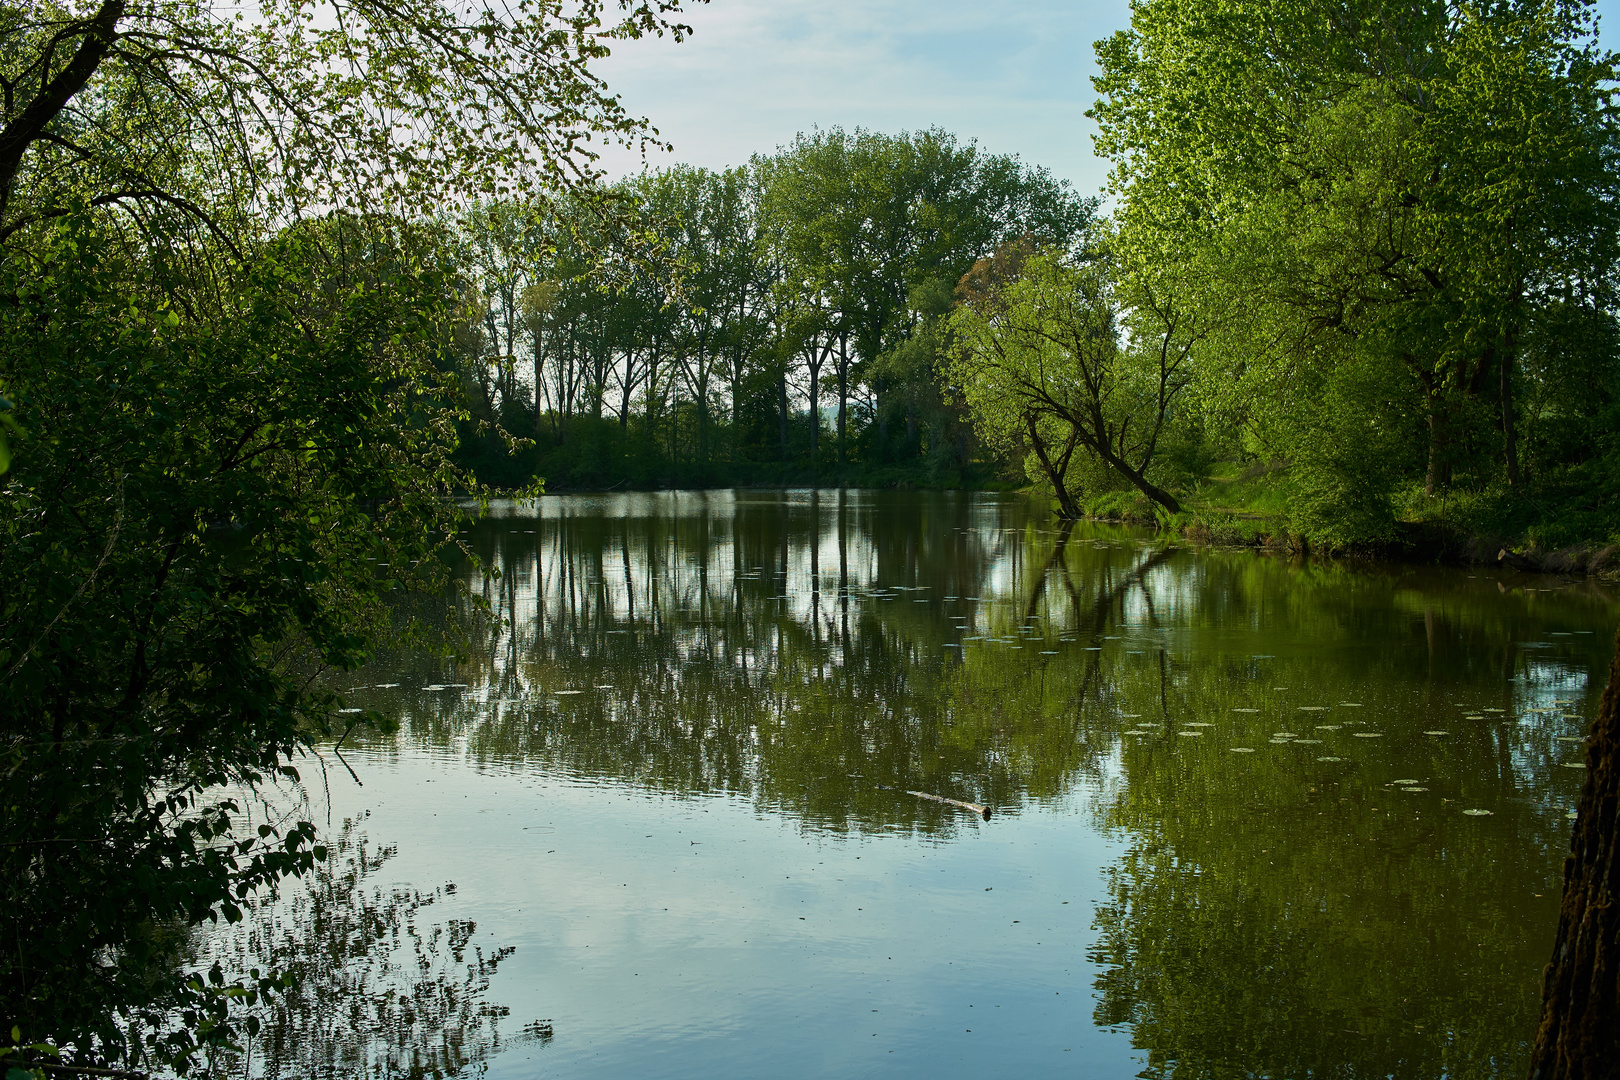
left=595, top=0, right=1620, bottom=198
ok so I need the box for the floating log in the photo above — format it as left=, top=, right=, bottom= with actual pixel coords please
left=875, top=783, right=991, bottom=820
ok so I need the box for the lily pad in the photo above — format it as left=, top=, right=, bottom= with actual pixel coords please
left=1178, top=731, right=1204, bottom=737
left=1391, top=779, right=1421, bottom=785
left=1316, top=756, right=1346, bottom=762
left=1315, top=724, right=1342, bottom=731
left=1232, top=708, right=1260, bottom=713
left=1298, top=706, right=1329, bottom=712
left=1400, top=787, right=1429, bottom=793
left=1560, top=762, right=1587, bottom=770
left=553, top=689, right=585, bottom=696
left=1230, top=747, right=1256, bottom=753
left=1352, top=732, right=1384, bottom=739
left=1462, top=808, right=1494, bottom=817
left=1271, top=732, right=1298, bottom=738
left=1424, top=730, right=1450, bottom=736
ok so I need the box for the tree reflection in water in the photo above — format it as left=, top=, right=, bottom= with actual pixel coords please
left=348, top=489, right=1611, bottom=1079
left=195, top=812, right=544, bottom=1079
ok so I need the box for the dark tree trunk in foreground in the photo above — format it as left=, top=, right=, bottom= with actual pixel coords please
left=1528, top=626, right=1620, bottom=1080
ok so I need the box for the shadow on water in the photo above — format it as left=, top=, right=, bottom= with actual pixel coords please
left=331, top=489, right=1613, bottom=1079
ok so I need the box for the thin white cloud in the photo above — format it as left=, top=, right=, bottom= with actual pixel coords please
left=591, top=0, right=1128, bottom=195
left=591, top=0, right=1620, bottom=196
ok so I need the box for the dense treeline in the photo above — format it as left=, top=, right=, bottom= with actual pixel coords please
left=444, top=0, right=1620, bottom=555
left=443, top=129, right=1095, bottom=490
left=1087, top=0, right=1620, bottom=550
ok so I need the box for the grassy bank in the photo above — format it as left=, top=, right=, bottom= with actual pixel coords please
left=1076, top=460, right=1620, bottom=576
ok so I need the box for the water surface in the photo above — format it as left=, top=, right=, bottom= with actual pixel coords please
left=313, top=490, right=1613, bottom=1078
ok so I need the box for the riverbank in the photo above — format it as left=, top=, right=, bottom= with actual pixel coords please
left=480, top=449, right=1620, bottom=577
left=1079, top=461, right=1620, bottom=578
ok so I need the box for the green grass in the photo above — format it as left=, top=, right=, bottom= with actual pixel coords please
left=1163, top=458, right=1620, bottom=564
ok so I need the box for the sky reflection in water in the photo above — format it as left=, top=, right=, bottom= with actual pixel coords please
left=323, top=489, right=1612, bottom=1079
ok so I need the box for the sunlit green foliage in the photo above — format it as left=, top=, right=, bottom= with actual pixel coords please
left=947, top=248, right=1193, bottom=517
left=1091, top=0, right=1620, bottom=548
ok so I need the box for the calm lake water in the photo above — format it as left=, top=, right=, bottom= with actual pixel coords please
left=299, top=489, right=1613, bottom=1078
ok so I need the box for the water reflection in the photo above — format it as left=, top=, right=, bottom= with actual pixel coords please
left=344, top=489, right=1613, bottom=1078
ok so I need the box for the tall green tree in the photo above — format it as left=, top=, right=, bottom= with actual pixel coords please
left=1, top=215, right=475, bottom=1071
left=1091, top=0, right=1620, bottom=538
left=948, top=248, right=1189, bottom=516
left=0, top=0, right=700, bottom=1072
left=757, top=127, right=1094, bottom=468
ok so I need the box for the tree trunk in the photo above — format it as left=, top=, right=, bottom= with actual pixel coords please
left=806, top=355, right=821, bottom=465
left=1118, top=464, right=1182, bottom=514
left=1090, top=443, right=1182, bottom=514
left=1503, top=326, right=1521, bottom=488
left=873, top=376, right=888, bottom=463
left=0, top=0, right=126, bottom=224
left=1425, top=399, right=1451, bottom=496
left=836, top=331, right=849, bottom=465
left=1028, top=415, right=1080, bottom=519
left=533, top=332, right=544, bottom=435
left=1528, top=626, right=1620, bottom=1079
left=778, top=375, right=789, bottom=462
left=697, top=376, right=709, bottom=473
